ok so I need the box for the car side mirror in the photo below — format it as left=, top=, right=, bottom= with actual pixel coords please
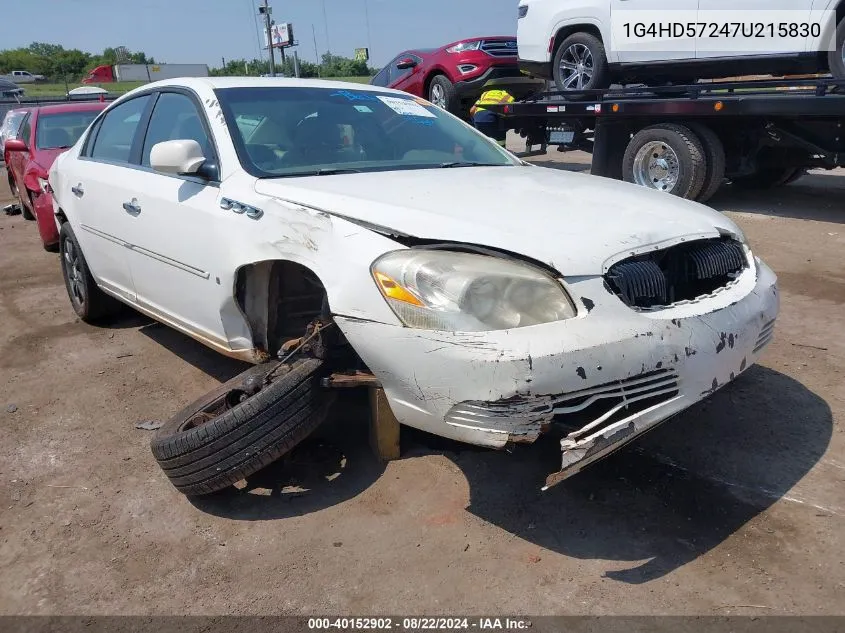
left=150, top=139, right=206, bottom=176
left=396, top=58, right=418, bottom=70
left=4, top=138, right=27, bottom=152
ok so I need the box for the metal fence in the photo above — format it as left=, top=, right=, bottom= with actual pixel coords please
left=0, top=94, right=117, bottom=124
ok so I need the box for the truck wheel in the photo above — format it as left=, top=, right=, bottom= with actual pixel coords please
left=622, top=124, right=706, bottom=199
left=688, top=123, right=726, bottom=203
left=553, top=32, right=610, bottom=93
left=828, top=18, right=845, bottom=79
left=429, top=75, right=457, bottom=113
left=59, top=223, right=122, bottom=322
left=150, top=358, right=336, bottom=496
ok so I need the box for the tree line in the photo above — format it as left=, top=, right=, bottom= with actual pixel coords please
left=0, top=43, right=155, bottom=81
left=211, top=53, right=378, bottom=78
left=0, top=42, right=376, bottom=82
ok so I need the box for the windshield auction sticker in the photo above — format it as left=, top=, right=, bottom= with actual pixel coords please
left=378, top=96, right=437, bottom=118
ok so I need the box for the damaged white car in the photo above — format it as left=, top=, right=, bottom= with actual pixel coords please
left=49, top=78, right=779, bottom=495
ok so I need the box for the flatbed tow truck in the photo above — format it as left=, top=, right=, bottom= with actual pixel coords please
left=488, top=77, right=845, bottom=202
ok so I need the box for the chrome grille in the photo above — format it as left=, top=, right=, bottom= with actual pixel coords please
left=754, top=319, right=776, bottom=354
left=552, top=369, right=680, bottom=439
left=445, top=369, right=680, bottom=439
left=481, top=39, right=518, bottom=57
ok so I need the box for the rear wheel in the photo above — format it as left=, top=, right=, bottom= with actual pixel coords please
left=688, top=123, right=726, bottom=203
left=59, top=223, right=121, bottom=322
left=622, top=123, right=706, bottom=200
left=150, top=358, right=336, bottom=496
left=552, top=32, right=610, bottom=93
left=828, top=18, right=845, bottom=80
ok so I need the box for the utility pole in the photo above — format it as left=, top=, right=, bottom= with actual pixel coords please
left=312, top=24, right=320, bottom=76
left=260, top=0, right=276, bottom=77
left=322, top=0, right=331, bottom=53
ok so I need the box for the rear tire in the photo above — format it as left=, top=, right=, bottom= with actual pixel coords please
left=59, top=223, right=121, bottom=322
left=429, top=75, right=457, bottom=114
left=151, top=358, right=336, bottom=496
left=552, top=32, right=610, bottom=94
left=828, top=18, right=845, bottom=80
left=622, top=123, right=706, bottom=200
left=688, top=123, right=726, bottom=203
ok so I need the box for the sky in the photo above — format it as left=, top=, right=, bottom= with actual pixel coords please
left=1, top=0, right=521, bottom=68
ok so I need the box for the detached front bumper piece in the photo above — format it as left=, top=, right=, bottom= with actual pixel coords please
left=336, top=259, right=779, bottom=488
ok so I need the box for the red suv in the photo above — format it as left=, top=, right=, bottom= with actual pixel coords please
left=371, top=37, right=521, bottom=116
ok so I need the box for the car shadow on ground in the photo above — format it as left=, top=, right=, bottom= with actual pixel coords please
left=185, top=361, right=830, bottom=583
left=137, top=320, right=251, bottom=382
left=189, top=397, right=387, bottom=520
left=434, top=365, right=832, bottom=583
left=710, top=172, right=845, bottom=224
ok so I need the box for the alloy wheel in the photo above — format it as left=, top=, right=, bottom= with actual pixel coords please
left=63, top=238, right=86, bottom=308
left=559, top=43, right=594, bottom=90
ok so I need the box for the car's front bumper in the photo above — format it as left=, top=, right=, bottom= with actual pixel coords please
left=336, top=258, right=779, bottom=486
left=453, top=64, right=523, bottom=99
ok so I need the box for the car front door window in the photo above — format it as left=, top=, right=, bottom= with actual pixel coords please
left=141, top=92, right=215, bottom=169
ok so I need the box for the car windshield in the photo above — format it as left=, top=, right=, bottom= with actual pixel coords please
left=1, top=111, right=26, bottom=137
left=36, top=111, right=100, bottom=150
left=216, top=86, right=517, bottom=178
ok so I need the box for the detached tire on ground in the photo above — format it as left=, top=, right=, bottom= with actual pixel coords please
left=622, top=123, right=707, bottom=200
left=151, top=358, right=336, bottom=496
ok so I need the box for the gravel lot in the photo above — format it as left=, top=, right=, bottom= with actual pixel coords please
left=0, top=150, right=843, bottom=615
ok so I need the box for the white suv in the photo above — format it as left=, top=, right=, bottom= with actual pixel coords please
left=517, top=0, right=845, bottom=91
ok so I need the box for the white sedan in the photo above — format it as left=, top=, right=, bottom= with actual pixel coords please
left=50, top=77, right=779, bottom=495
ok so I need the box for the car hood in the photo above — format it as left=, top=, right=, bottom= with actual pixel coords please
left=254, top=166, right=743, bottom=276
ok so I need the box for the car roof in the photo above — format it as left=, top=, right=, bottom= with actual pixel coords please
left=32, top=102, right=109, bottom=116
left=129, top=76, right=407, bottom=96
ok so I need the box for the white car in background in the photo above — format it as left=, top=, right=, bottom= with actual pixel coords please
left=50, top=77, right=778, bottom=496
left=517, top=0, right=845, bottom=91
left=0, top=107, right=29, bottom=164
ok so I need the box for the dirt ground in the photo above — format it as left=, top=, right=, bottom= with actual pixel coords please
left=0, top=149, right=843, bottom=616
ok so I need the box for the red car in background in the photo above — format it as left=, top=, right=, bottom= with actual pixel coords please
left=371, top=36, right=521, bottom=116
left=4, top=102, right=106, bottom=250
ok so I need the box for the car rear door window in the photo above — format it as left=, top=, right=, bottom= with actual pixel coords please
left=19, top=113, right=32, bottom=146
left=89, top=95, right=151, bottom=164
left=140, top=92, right=214, bottom=168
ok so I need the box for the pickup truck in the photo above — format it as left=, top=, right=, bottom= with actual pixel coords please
left=2, top=71, right=46, bottom=84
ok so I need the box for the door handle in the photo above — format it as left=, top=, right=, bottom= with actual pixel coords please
left=122, top=199, right=141, bottom=215
left=71, top=184, right=84, bottom=197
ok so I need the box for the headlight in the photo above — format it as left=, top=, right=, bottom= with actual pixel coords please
left=446, top=41, right=481, bottom=54
left=371, top=250, right=576, bottom=331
